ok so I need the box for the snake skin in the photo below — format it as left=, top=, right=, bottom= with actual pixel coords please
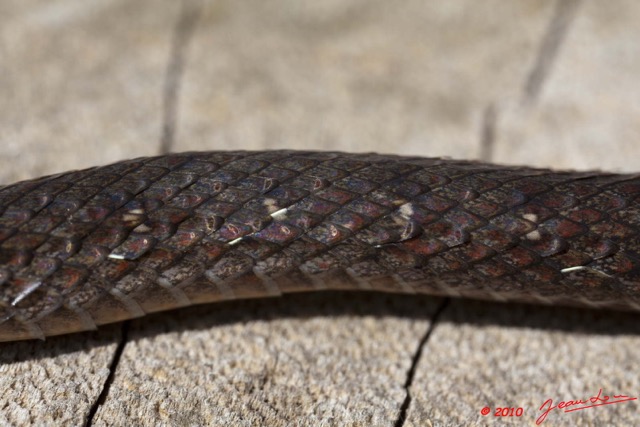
left=1, top=150, right=639, bottom=341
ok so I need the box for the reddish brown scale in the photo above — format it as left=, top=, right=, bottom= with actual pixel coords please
left=110, top=236, right=156, bottom=260
left=347, top=198, right=390, bottom=218
left=540, top=218, right=586, bottom=240
left=2, top=150, right=640, bottom=342
left=307, top=223, right=348, bottom=246
left=413, top=193, right=456, bottom=213
left=254, top=223, right=301, bottom=245
left=400, top=236, right=448, bottom=257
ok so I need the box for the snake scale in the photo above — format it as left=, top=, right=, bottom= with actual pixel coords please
left=1, top=150, right=639, bottom=342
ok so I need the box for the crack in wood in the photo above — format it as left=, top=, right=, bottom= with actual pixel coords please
left=479, top=103, right=497, bottom=162
left=84, top=321, right=130, bottom=427
left=159, top=0, right=202, bottom=155
left=394, top=299, right=450, bottom=427
left=522, top=0, right=582, bottom=106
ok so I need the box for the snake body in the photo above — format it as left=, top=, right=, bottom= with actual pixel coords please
left=1, top=150, right=639, bottom=341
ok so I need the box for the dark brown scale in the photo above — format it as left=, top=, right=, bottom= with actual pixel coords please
left=1, top=150, right=640, bottom=342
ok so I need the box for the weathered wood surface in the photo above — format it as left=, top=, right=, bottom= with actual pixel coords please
left=1, top=1, right=639, bottom=425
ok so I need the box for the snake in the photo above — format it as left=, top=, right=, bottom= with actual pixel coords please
left=0, top=150, right=639, bottom=342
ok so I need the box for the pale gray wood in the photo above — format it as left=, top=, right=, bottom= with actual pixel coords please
left=0, top=0, right=177, bottom=183
left=0, top=1, right=639, bottom=426
left=495, top=0, right=640, bottom=171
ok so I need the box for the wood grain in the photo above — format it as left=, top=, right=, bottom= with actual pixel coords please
left=1, top=1, right=639, bottom=425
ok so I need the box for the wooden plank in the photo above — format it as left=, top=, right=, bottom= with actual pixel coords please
left=0, top=0, right=179, bottom=425
left=406, top=302, right=640, bottom=426
left=175, top=0, right=550, bottom=159
left=1, top=1, right=639, bottom=426
left=0, top=0, right=177, bottom=182
left=495, top=0, right=640, bottom=171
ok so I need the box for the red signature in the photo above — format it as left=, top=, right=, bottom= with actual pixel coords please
left=536, top=388, right=637, bottom=424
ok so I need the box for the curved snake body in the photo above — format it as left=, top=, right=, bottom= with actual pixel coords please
left=1, top=151, right=639, bottom=341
